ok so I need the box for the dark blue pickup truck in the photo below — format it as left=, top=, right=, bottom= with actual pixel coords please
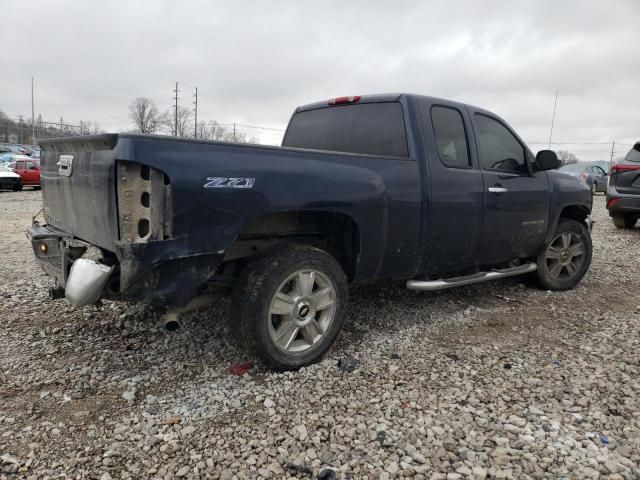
left=29, top=93, right=593, bottom=369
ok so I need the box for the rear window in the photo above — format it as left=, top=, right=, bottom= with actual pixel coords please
left=283, top=102, right=409, bottom=157
left=430, top=106, right=471, bottom=168
left=625, top=143, right=640, bottom=163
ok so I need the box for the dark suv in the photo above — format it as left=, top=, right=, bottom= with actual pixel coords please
left=607, top=142, right=640, bottom=229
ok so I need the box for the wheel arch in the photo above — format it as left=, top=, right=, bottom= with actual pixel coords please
left=221, top=210, right=361, bottom=281
left=545, top=203, right=591, bottom=245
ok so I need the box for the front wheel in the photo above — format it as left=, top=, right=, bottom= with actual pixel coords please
left=536, top=219, right=592, bottom=291
left=231, top=244, right=348, bottom=370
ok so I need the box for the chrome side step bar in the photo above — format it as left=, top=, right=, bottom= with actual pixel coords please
left=406, top=262, right=537, bottom=291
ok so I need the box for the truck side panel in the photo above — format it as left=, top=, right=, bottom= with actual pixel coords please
left=117, top=137, right=423, bottom=283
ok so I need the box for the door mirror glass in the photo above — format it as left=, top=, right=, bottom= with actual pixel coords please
left=535, top=150, right=561, bottom=171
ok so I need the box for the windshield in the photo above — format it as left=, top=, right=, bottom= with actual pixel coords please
left=0, top=165, right=10, bottom=172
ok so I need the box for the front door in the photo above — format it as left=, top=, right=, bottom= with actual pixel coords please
left=590, top=165, right=607, bottom=192
left=471, top=113, right=550, bottom=266
left=14, top=160, right=27, bottom=183
left=24, top=160, right=38, bottom=185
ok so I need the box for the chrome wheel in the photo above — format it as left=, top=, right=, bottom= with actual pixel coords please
left=544, top=232, right=585, bottom=280
left=268, top=269, right=337, bottom=353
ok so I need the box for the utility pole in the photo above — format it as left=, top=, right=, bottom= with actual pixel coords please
left=18, top=115, right=24, bottom=144
left=610, top=141, right=615, bottom=163
left=548, top=90, right=559, bottom=149
left=31, top=76, right=35, bottom=143
left=173, top=82, right=179, bottom=136
left=193, top=87, right=198, bottom=139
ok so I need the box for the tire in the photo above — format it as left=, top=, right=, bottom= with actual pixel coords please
left=536, top=219, right=592, bottom=291
left=231, top=243, right=348, bottom=370
left=612, top=214, right=637, bottom=229
left=13, top=183, right=22, bottom=192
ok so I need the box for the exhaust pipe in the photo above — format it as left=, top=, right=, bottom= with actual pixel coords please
left=48, top=286, right=65, bottom=300
left=65, top=258, right=113, bottom=307
left=161, top=294, right=218, bottom=332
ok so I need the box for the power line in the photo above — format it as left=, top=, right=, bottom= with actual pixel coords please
left=235, top=123, right=285, bottom=132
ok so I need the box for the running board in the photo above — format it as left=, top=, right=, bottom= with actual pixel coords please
left=406, top=263, right=537, bottom=291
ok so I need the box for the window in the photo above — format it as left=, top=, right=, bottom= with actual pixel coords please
left=625, top=144, right=640, bottom=163
left=474, top=114, right=527, bottom=173
left=283, top=102, right=409, bottom=157
left=591, top=166, right=606, bottom=175
left=430, top=106, right=470, bottom=168
left=26, top=161, right=36, bottom=170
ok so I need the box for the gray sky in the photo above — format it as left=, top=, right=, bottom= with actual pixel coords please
left=1, top=0, right=638, bottom=159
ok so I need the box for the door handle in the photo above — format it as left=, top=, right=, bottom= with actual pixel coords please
left=488, top=186, right=508, bottom=193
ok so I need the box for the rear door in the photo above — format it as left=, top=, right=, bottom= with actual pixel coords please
left=471, top=112, right=549, bottom=265
left=419, top=102, right=484, bottom=273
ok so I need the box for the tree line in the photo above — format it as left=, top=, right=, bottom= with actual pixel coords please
left=0, top=109, right=101, bottom=144
left=128, top=97, right=258, bottom=143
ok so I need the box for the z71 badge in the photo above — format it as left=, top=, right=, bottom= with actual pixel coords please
left=203, top=177, right=255, bottom=189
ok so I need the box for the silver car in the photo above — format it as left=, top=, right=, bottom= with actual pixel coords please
left=558, top=162, right=609, bottom=194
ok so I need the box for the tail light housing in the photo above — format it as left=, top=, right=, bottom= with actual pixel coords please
left=116, top=161, right=172, bottom=243
left=611, top=164, right=640, bottom=173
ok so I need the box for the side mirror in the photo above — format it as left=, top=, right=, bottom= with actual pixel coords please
left=535, top=150, right=561, bottom=171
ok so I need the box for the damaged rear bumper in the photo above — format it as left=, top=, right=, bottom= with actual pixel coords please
left=27, top=223, right=225, bottom=307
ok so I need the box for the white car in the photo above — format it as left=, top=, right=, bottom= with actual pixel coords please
left=0, top=164, right=22, bottom=191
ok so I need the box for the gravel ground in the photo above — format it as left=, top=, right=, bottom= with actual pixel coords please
left=1, top=190, right=639, bottom=480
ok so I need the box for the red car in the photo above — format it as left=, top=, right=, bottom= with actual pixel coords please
left=6, top=155, right=41, bottom=189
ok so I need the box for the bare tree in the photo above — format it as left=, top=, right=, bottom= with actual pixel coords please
left=557, top=150, right=578, bottom=165
left=162, top=107, right=193, bottom=137
left=128, top=97, right=162, bottom=134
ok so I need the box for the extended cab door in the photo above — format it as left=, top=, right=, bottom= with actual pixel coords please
left=418, top=102, right=484, bottom=274
left=470, top=112, right=549, bottom=265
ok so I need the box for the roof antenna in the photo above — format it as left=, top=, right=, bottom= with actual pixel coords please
left=548, top=90, right=559, bottom=149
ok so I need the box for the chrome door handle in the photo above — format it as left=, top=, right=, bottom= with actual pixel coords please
left=488, top=187, right=508, bottom=193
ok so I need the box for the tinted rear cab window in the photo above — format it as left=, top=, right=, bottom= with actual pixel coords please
left=283, top=102, right=409, bottom=157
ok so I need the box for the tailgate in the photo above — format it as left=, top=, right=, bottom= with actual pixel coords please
left=39, top=134, right=120, bottom=250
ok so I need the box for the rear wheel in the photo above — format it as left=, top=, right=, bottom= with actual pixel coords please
left=536, top=219, right=592, bottom=291
left=232, top=244, right=348, bottom=370
left=612, top=214, right=638, bottom=229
